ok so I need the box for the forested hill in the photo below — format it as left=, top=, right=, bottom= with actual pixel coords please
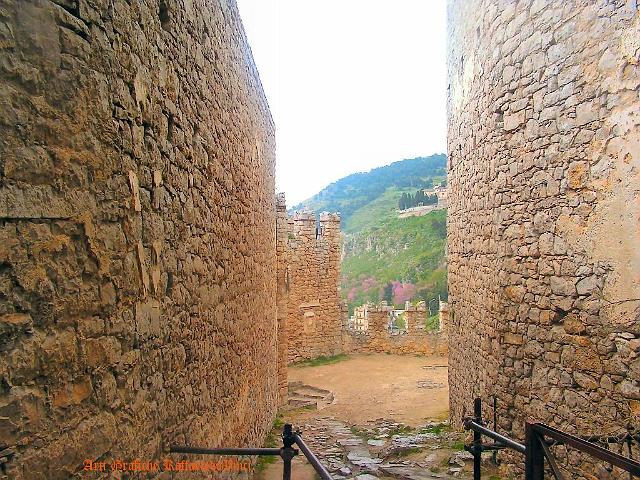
left=290, top=154, right=449, bottom=314
left=291, top=154, right=446, bottom=227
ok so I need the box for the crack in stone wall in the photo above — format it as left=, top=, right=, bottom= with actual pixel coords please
left=447, top=0, right=640, bottom=475
left=0, top=0, right=277, bottom=477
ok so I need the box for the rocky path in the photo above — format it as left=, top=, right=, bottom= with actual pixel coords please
left=256, top=355, right=502, bottom=480
left=258, top=414, right=482, bottom=480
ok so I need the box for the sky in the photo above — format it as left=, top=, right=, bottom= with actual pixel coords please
left=236, top=0, right=447, bottom=205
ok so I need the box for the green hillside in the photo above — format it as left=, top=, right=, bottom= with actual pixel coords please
left=293, top=155, right=448, bottom=314
left=342, top=209, right=447, bottom=314
left=292, top=154, right=446, bottom=231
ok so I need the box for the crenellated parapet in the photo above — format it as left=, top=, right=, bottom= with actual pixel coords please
left=280, top=202, right=343, bottom=363
left=343, top=302, right=448, bottom=356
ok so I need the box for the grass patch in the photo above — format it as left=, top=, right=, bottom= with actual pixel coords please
left=349, top=425, right=373, bottom=440
left=388, top=424, right=414, bottom=436
left=255, top=415, right=284, bottom=471
left=489, top=476, right=502, bottom=480
left=291, top=353, right=349, bottom=368
left=420, top=423, right=450, bottom=435
left=425, top=314, right=440, bottom=331
left=451, top=440, right=466, bottom=451
left=395, top=446, right=423, bottom=457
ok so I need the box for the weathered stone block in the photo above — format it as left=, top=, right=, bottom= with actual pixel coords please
left=504, top=110, right=526, bottom=131
left=0, top=313, right=32, bottom=335
left=575, top=101, right=598, bottom=126
left=562, top=313, right=586, bottom=334
left=550, top=276, right=576, bottom=296
left=84, top=337, right=122, bottom=368
left=51, top=377, right=93, bottom=408
left=505, top=285, right=526, bottom=302
left=504, top=332, right=524, bottom=345
left=567, top=161, right=589, bottom=189
left=576, top=275, right=598, bottom=296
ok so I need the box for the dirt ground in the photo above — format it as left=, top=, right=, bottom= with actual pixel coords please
left=288, top=353, right=450, bottom=426
left=255, top=353, right=463, bottom=480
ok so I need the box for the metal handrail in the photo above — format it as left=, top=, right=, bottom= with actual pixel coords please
left=463, top=418, right=526, bottom=454
left=170, top=447, right=282, bottom=456
left=464, top=397, right=640, bottom=479
left=531, top=423, right=640, bottom=477
left=170, top=423, right=333, bottom=480
left=293, top=432, right=333, bottom=480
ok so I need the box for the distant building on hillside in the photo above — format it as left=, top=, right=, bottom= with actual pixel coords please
left=398, top=185, right=448, bottom=218
left=422, top=184, right=448, bottom=207
left=434, top=185, right=448, bottom=208
left=350, top=304, right=369, bottom=332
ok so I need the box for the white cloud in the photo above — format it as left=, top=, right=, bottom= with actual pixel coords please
left=237, top=0, right=447, bottom=205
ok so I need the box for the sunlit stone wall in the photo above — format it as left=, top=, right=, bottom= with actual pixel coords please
left=0, top=0, right=277, bottom=477
left=447, top=1, right=640, bottom=474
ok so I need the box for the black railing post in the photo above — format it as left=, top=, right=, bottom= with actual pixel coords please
left=281, top=423, right=296, bottom=480
left=473, top=397, right=482, bottom=480
left=525, top=422, right=544, bottom=480
left=627, top=426, right=633, bottom=480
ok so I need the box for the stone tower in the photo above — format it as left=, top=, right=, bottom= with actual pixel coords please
left=447, top=0, right=640, bottom=456
left=0, top=0, right=277, bottom=477
left=286, top=211, right=343, bottom=363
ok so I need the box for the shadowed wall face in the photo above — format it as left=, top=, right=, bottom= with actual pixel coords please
left=0, top=0, right=276, bottom=477
left=447, top=0, right=639, bottom=450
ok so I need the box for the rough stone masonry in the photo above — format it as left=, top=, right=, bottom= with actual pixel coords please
left=0, top=0, right=277, bottom=478
left=342, top=302, right=448, bottom=356
left=447, top=0, right=640, bottom=471
left=283, top=208, right=343, bottom=364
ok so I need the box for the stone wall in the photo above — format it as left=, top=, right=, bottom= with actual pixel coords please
left=0, top=0, right=277, bottom=478
left=342, top=304, right=448, bottom=356
left=276, top=193, right=289, bottom=403
left=438, top=301, right=449, bottom=336
left=447, top=0, right=640, bottom=463
left=286, top=211, right=343, bottom=363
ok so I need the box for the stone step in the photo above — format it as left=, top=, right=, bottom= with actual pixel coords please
left=284, top=382, right=335, bottom=411
left=294, top=387, right=332, bottom=399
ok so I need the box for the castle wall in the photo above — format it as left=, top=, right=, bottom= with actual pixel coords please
left=276, top=194, right=289, bottom=403
left=447, top=0, right=640, bottom=455
left=342, top=304, right=448, bottom=356
left=286, top=212, right=342, bottom=363
left=0, top=0, right=277, bottom=477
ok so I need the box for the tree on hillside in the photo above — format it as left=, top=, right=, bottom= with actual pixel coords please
left=291, top=154, right=447, bottom=222
left=383, top=282, right=393, bottom=304
left=425, top=193, right=438, bottom=205
left=399, top=193, right=409, bottom=210
left=432, top=217, right=446, bottom=236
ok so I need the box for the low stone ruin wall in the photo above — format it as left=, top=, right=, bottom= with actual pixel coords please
left=342, top=305, right=448, bottom=356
